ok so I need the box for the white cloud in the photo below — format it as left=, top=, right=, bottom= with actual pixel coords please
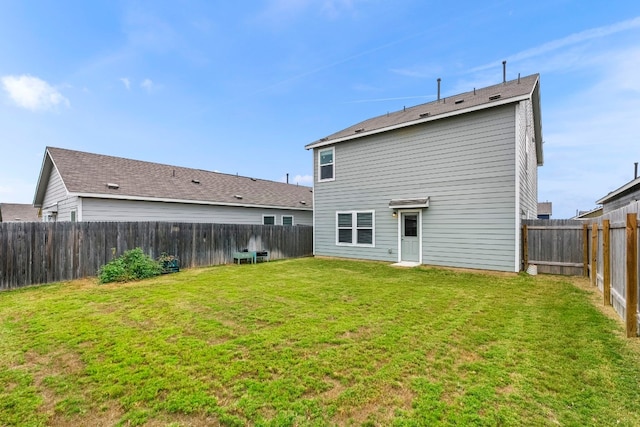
left=141, top=78, right=155, bottom=92
left=120, top=77, right=131, bottom=90
left=1, top=75, right=70, bottom=111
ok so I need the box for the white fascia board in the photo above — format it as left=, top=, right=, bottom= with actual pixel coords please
left=305, top=94, right=532, bottom=150
left=596, top=177, right=640, bottom=204
left=70, top=192, right=313, bottom=211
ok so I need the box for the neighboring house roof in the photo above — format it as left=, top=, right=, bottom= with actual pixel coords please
left=0, top=203, right=40, bottom=222
left=305, top=74, right=543, bottom=165
left=33, top=147, right=313, bottom=210
left=537, top=202, right=552, bottom=216
left=596, top=176, right=640, bottom=205
left=573, top=207, right=603, bottom=219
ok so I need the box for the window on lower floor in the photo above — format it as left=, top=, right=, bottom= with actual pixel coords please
left=282, top=215, right=294, bottom=226
left=336, top=210, right=374, bottom=246
left=263, top=215, right=275, bottom=225
left=71, top=210, right=77, bottom=222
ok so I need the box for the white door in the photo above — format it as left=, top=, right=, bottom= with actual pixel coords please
left=401, top=212, right=420, bottom=262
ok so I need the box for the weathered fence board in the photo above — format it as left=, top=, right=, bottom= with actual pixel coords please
left=0, top=222, right=313, bottom=290
left=522, top=219, right=585, bottom=275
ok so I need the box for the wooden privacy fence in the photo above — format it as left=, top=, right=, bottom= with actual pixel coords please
left=0, top=222, right=313, bottom=290
left=522, top=202, right=640, bottom=337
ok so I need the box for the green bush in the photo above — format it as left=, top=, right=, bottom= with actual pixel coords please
left=98, top=248, right=163, bottom=284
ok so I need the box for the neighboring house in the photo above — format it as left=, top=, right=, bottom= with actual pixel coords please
left=33, top=147, right=313, bottom=225
left=306, top=74, right=543, bottom=272
left=596, top=175, right=640, bottom=214
left=572, top=207, right=603, bottom=220
left=0, top=203, right=40, bottom=222
left=537, top=202, right=552, bottom=219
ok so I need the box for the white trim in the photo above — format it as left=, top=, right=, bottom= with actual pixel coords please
left=262, top=214, right=276, bottom=225
left=397, top=209, right=422, bottom=264
left=68, top=193, right=312, bottom=211
left=514, top=103, right=522, bottom=273
left=306, top=93, right=533, bottom=150
left=335, top=210, right=375, bottom=247
left=77, top=197, right=83, bottom=222
left=596, top=176, right=640, bottom=204
left=317, top=146, right=336, bottom=182
left=282, top=215, right=294, bottom=226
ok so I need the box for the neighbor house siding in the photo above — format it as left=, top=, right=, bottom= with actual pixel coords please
left=41, top=166, right=78, bottom=221
left=313, top=104, right=518, bottom=271
left=80, top=198, right=313, bottom=225
left=602, top=189, right=640, bottom=213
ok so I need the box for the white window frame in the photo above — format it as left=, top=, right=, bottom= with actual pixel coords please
left=262, top=214, right=276, bottom=225
left=318, top=147, right=335, bottom=182
left=335, top=210, right=375, bottom=247
left=282, top=215, right=294, bottom=226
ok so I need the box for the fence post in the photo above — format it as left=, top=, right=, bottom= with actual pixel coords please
left=583, top=223, right=589, bottom=278
left=522, top=224, right=528, bottom=271
left=591, top=223, right=598, bottom=286
left=603, top=219, right=611, bottom=306
left=626, top=214, right=638, bottom=338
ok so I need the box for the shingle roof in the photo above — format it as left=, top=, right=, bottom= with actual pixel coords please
left=34, top=147, right=312, bottom=210
left=537, top=202, right=552, bottom=216
left=0, top=203, right=40, bottom=222
left=306, top=73, right=541, bottom=152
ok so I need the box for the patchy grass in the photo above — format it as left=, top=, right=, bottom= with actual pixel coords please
left=1, top=258, right=639, bottom=426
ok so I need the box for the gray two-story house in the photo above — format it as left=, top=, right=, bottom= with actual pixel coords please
left=306, top=74, right=543, bottom=272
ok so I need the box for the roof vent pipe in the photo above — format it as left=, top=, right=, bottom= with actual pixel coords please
left=635, top=162, right=638, bottom=179
left=437, top=78, right=441, bottom=101
left=518, top=73, right=521, bottom=84
left=286, top=173, right=289, bottom=184
left=502, top=60, right=506, bottom=84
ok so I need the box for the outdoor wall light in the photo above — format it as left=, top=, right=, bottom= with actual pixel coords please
left=392, top=210, right=397, bottom=218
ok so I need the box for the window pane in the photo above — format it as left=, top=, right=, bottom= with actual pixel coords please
left=404, top=215, right=417, bottom=237
left=283, top=216, right=293, bottom=226
left=357, top=212, right=372, bottom=227
left=357, top=229, right=373, bottom=244
left=338, top=229, right=352, bottom=243
left=338, top=213, right=352, bottom=227
left=320, top=164, right=333, bottom=180
left=263, top=216, right=275, bottom=225
left=320, top=149, right=333, bottom=165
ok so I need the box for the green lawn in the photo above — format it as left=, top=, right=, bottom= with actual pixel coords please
left=1, top=258, right=639, bottom=426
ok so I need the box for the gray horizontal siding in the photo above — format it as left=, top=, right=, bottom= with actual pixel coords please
left=42, top=166, right=78, bottom=221
left=81, top=198, right=312, bottom=225
left=313, top=104, right=518, bottom=271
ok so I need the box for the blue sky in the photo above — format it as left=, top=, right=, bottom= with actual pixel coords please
left=1, top=1, right=639, bottom=219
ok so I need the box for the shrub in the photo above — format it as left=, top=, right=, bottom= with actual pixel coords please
left=98, top=248, right=163, bottom=284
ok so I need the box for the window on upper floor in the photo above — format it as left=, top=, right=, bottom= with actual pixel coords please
left=263, top=215, right=275, bottom=225
left=336, top=211, right=374, bottom=246
left=282, top=215, right=294, bottom=226
left=318, top=147, right=335, bottom=182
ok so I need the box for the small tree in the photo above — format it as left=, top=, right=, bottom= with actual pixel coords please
left=98, top=248, right=162, bottom=284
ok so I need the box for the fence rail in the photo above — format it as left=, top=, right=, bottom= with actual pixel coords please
left=0, top=222, right=313, bottom=290
left=522, top=201, right=640, bottom=337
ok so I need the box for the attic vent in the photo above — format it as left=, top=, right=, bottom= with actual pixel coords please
left=320, top=137, right=328, bottom=142
left=354, top=128, right=365, bottom=133
left=106, top=183, right=119, bottom=189
left=250, top=178, right=257, bottom=181
left=191, top=179, right=200, bottom=184
left=234, top=195, right=243, bottom=199
left=489, top=94, right=501, bottom=100
left=419, top=112, right=430, bottom=118
left=454, top=99, right=464, bottom=104
left=300, top=201, right=307, bottom=205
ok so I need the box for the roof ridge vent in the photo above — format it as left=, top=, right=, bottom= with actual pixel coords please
left=106, top=183, right=119, bottom=189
